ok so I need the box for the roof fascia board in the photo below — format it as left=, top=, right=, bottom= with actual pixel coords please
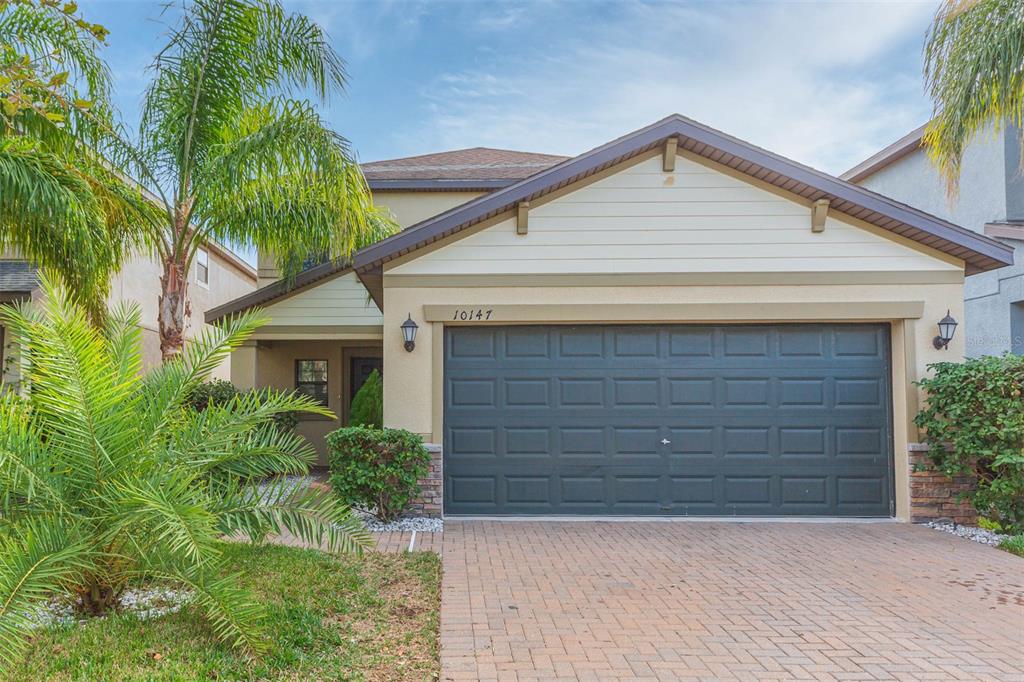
left=840, top=124, right=926, bottom=183
left=354, top=115, right=1012, bottom=274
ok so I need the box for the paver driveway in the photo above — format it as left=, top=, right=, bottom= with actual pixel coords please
left=441, top=521, right=1024, bottom=681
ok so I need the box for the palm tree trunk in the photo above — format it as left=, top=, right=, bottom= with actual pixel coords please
left=159, top=255, right=189, bottom=362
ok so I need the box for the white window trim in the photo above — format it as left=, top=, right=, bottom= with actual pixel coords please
left=195, top=247, right=210, bottom=289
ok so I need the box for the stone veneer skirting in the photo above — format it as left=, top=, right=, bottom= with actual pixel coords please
left=409, top=443, right=443, bottom=518
left=909, top=443, right=977, bottom=525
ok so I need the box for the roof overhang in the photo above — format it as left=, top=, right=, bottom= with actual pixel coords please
left=367, top=178, right=515, bottom=192
left=840, top=124, right=926, bottom=183
left=204, top=259, right=353, bottom=324
left=353, top=114, right=1012, bottom=305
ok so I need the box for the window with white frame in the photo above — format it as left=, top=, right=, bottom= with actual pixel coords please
left=196, top=247, right=209, bottom=287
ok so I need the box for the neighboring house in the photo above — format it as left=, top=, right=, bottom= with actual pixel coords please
left=842, top=123, right=1024, bottom=356
left=0, top=241, right=256, bottom=390
left=209, top=114, right=1012, bottom=522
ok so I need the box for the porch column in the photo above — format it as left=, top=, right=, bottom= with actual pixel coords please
left=231, top=340, right=259, bottom=390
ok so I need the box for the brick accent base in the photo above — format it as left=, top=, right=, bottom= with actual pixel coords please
left=409, top=443, right=442, bottom=518
left=909, top=443, right=977, bottom=525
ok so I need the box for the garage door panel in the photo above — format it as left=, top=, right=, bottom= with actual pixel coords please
left=445, top=324, right=893, bottom=516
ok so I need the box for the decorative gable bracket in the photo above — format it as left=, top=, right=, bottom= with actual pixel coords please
left=811, top=199, right=830, bottom=233
left=516, top=201, right=530, bottom=235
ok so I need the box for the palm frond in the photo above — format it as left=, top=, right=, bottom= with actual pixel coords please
left=110, top=477, right=220, bottom=565
left=136, top=308, right=269, bottom=443
left=923, top=0, right=1024, bottom=194
left=0, top=517, right=92, bottom=667
left=151, top=564, right=269, bottom=653
left=215, top=477, right=371, bottom=554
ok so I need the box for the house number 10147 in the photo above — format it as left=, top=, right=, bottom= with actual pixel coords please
left=453, top=308, right=493, bottom=321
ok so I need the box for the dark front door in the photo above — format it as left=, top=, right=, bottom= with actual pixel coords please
left=350, top=356, right=383, bottom=400
left=443, top=324, right=893, bottom=516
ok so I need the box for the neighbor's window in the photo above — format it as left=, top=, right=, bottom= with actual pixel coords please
left=196, top=247, right=210, bottom=286
left=295, top=360, right=329, bottom=406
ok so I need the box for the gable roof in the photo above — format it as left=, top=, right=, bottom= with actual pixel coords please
left=362, top=147, right=569, bottom=191
left=0, top=261, right=38, bottom=295
left=354, top=114, right=1012, bottom=305
left=204, top=259, right=351, bottom=324
left=840, top=124, right=927, bottom=183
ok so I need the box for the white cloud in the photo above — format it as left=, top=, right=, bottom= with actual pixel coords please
left=404, top=1, right=938, bottom=173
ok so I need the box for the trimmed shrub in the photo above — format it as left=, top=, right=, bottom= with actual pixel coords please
left=187, top=378, right=240, bottom=411
left=326, top=426, right=430, bottom=522
left=915, top=354, right=1024, bottom=532
left=349, top=369, right=382, bottom=428
left=188, top=379, right=300, bottom=432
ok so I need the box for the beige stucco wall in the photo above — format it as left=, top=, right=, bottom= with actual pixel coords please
left=108, top=245, right=256, bottom=375
left=373, top=190, right=486, bottom=229
left=232, top=338, right=382, bottom=465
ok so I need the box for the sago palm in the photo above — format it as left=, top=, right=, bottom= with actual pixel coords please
left=0, top=0, right=154, bottom=318
left=0, top=273, right=371, bottom=667
left=117, top=0, right=396, bottom=361
left=923, top=0, right=1024, bottom=194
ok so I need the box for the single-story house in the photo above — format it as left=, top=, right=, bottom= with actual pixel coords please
left=207, top=114, right=1013, bottom=521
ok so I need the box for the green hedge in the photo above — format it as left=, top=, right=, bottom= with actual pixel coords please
left=326, top=426, right=430, bottom=522
left=915, top=354, right=1024, bottom=532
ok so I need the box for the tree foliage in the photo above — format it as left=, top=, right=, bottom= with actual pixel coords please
left=124, top=0, right=396, bottom=360
left=0, top=273, right=371, bottom=669
left=915, top=354, right=1024, bottom=532
left=349, top=369, right=382, bottom=429
left=923, top=0, right=1024, bottom=195
left=0, top=0, right=153, bottom=318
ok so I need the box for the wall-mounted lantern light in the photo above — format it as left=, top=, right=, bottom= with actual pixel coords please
left=932, top=310, right=958, bottom=350
left=401, top=314, right=419, bottom=352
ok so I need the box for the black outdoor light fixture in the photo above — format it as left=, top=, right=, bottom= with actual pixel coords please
left=932, top=310, right=958, bottom=350
left=401, top=314, right=419, bottom=352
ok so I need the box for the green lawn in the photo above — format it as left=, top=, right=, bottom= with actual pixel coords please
left=12, top=543, right=440, bottom=681
left=1000, top=535, right=1024, bottom=558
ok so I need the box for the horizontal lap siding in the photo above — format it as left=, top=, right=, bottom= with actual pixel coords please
left=262, top=272, right=382, bottom=326
left=388, top=155, right=960, bottom=277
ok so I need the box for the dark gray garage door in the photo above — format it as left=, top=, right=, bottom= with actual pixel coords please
left=444, top=324, right=893, bottom=516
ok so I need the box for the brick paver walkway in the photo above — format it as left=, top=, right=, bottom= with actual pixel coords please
left=441, top=521, right=1024, bottom=681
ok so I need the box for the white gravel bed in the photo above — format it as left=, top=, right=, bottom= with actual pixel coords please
left=925, top=520, right=1008, bottom=546
left=353, top=509, right=443, bottom=533
left=23, top=586, right=194, bottom=630
left=256, top=475, right=443, bottom=533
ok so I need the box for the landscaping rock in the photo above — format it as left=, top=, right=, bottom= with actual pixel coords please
left=24, top=587, right=194, bottom=630
left=925, top=520, right=1008, bottom=547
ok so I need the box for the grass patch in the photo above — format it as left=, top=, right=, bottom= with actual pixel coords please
left=12, top=542, right=440, bottom=681
left=999, top=535, right=1024, bottom=558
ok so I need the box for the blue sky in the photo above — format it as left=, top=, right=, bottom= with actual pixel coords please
left=80, top=0, right=937, bottom=176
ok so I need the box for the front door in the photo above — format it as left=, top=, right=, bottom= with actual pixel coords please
left=350, top=356, right=383, bottom=401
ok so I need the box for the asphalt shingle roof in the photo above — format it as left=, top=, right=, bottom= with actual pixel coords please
left=361, top=147, right=569, bottom=182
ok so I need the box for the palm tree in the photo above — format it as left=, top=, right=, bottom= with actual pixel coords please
left=0, top=1, right=153, bottom=318
left=923, top=0, right=1024, bottom=195
left=0, top=272, right=371, bottom=667
left=116, top=0, right=395, bottom=361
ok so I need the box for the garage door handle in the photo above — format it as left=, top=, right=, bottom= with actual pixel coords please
left=660, top=438, right=671, bottom=445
